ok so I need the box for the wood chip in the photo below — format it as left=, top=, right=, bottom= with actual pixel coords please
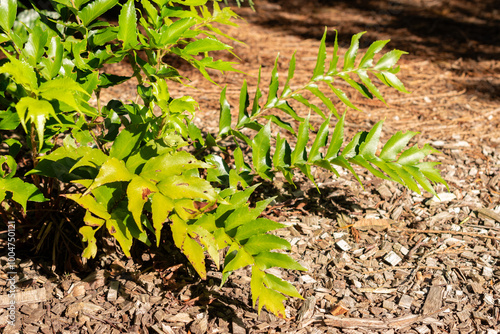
left=66, top=302, right=104, bottom=317
left=384, top=251, right=402, bottom=266
left=477, top=207, right=500, bottom=222
left=422, top=286, right=445, bottom=314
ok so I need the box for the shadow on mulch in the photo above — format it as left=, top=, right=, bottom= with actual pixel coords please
left=243, top=0, right=500, bottom=61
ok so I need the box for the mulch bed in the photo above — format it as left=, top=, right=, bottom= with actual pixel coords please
left=1, top=0, right=500, bottom=333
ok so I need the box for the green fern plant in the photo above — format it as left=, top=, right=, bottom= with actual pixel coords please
left=0, top=0, right=447, bottom=318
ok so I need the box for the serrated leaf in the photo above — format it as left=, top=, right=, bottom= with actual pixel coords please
left=80, top=225, right=99, bottom=258
left=237, top=80, right=250, bottom=126
left=219, top=86, right=231, bottom=137
left=22, top=26, right=48, bottom=67
left=15, top=97, right=59, bottom=151
left=0, top=0, right=16, bottom=31
left=127, top=175, right=158, bottom=229
left=375, top=71, right=410, bottom=93
left=39, top=77, right=89, bottom=112
left=254, top=252, right=307, bottom=271
left=403, top=164, right=436, bottom=195
left=0, top=177, right=46, bottom=211
left=106, top=217, right=133, bottom=257
left=234, top=218, right=286, bottom=241
left=151, top=193, right=174, bottom=245
left=263, top=273, right=302, bottom=299
left=359, top=39, right=390, bottom=68
left=350, top=155, right=388, bottom=180
left=308, top=116, right=330, bottom=162
left=157, top=175, right=216, bottom=202
left=331, top=155, right=362, bottom=185
left=251, top=121, right=272, bottom=180
left=160, top=17, right=196, bottom=45
left=397, top=144, right=437, bottom=166
left=188, top=224, right=220, bottom=268
left=356, top=70, right=385, bottom=103
left=343, top=31, right=365, bottom=71
left=386, top=162, right=420, bottom=193
left=78, top=0, right=119, bottom=26
left=141, top=151, right=210, bottom=182
left=312, top=28, right=328, bottom=80
left=183, top=37, right=231, bottom=55
left=0, top=56, right=38, bottom=91
left=374, top=49, right=407, bottom=71
left=327, top=29, right=339, bottom=74
left=85, top=157, right=134, bottom=194
left=117, top=0, right=138, bottom=49
left=272, top=133, right=291, bottom=169
left=251, top=67, right=263, bottom=116
left=306, top=84, right=336, bottom=119
left=262, top=115, right=294, bottom=134
left=329, top=84, right=359, bottom=111
left=171, top=215, right=207, bottom=278
left=379, top=131, right=418, bottom=161
left=291, top=114, right=310, bottom=166
left=223, top=247, right=254, bottom=274
left=358, top=120, right=384, bottom=159
left=282, top=51, right=296, bottom=98
left=243, top=234, right=290, bottom=255
left=415, top=162, right=449, bottom=190
left=98, top=73, right=131, bottom=89
left=265, top=55, right=280, bottom=108
left=66, top=193, right=111, bottom=220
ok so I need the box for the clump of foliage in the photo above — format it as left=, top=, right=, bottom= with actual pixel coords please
left=0, top=0, right=447, bottom=317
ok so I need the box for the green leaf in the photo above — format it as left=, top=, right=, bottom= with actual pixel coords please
left=359, top=39, right=390, bottom=68
left=151, top=192, right=175, bottom=245
left=265, top=55, right=280, bottom=108
left=0, top=177, right=46, bottom=211
left=39, top=77, right=89, bottom=112
left=78, top=0, right=120, bottom=26
left=243, top=234, right=290, bottom=255
left=308, top=116, right=330, bottom=162
left=312, top=27, right=327, bottom=80
left=109, top=124, right=148, bottom=160
left=171, top=214, right=207, bottom=279
left=356, top=70, right=385, bottom=103
left=261, top=115, right=294, bottom=135
left=329, top=85, right=359, bottom=111
left=0, top=56, right=38, bottom=91
left=374, top=49, right=407, bottom=71
left=375, top=71, right=410, bottom=93
left=292, top=94, right=326, bottom=120
left=171, top=0, right=207, bottom=5
left=237, top=80, right=250, bottom=126
left=0, top=0, right=16, bottom=31
left=80, top=225, right=99, bottom=258
left=157, top=175, right=217, bottom=202
left=98, top=73, right=131, bottom=89
left=254, top=252, right=307, bottom=271
left=117, top=0, right=138, bottom=49
left=223, top=247, right=254, bottom=274
left=272, top=133, right=291, bottom=169
left=160, top=17, right=196, bottom=45
left=85, top=157, right=134, bottom=194
left=343, top=31, right=365, bottom=71
left=106, top=217, right=133, bottom=257
left=141, top=151, right=210, bottom=182
left=183, top=37, right=231, bottom=55
left=263, top=273, right=302, bottom=299
left=397, top=144, right=437, bottom=166
left=306, top=84, right=336, bottom=119
left=291, top=114, right=310, bottom=166
left=66, top=193, right=111, bottom=220
left=219, top=86, right=231, bottom=137
left=327, top=29, right=339, bottom=74
left=416, top=161, right=448, bottom=190
left=358, top=120, right=384, bottom=159
left=251, top=121, right=272, bottom=180
left=234, top=218, right=286, bottom=241
left=22, top=26, right=48, bottom=67
left=251, top=67, right=263, bottom=116
left=282, top=51, right=296, bottom=98
left=188, top=224, right=220, bottom=268
left=379, top=131, right=418, bottom=161
left=15, top=97, right=59, bottom=151
left=127, top=175, right=158, bottom=229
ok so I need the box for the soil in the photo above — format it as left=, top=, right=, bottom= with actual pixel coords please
left=1, top=0, right=500, bottom=333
